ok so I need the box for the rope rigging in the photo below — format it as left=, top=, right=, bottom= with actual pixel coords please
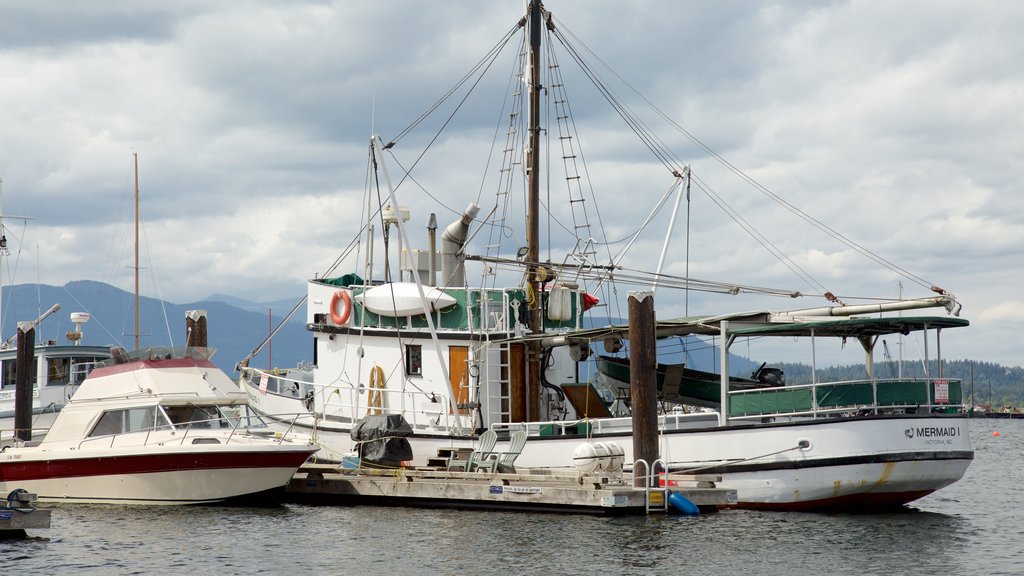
left=548, top=14, right=941, bottom=294
left=354, top=4, right=951, bottom=325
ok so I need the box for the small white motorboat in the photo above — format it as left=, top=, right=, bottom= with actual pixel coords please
left=0, top=346, right=317, bottom=505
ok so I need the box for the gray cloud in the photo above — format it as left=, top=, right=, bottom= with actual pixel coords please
left=1, top=0, right=1021, bottom=366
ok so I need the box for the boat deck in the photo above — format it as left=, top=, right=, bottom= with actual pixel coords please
left=285, top=464, right=736, bottom=515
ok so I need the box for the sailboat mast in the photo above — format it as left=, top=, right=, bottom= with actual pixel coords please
left=525, top=0, right=543, bottom=420
left=133, top=152, right=140, bottom=351
left=526, top=0, right=541, bottom=291
left=0, top=177, right=4, bottom=343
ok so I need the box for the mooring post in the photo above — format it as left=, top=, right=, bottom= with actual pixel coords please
left=185, top=310, right=208, bottom=348
left=629, top=291, right=659, bottom=487
left=14, top=323, right=36, bottom=443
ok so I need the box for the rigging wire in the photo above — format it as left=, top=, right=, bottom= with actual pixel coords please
left=688, top=172, right=831, bottom=298
left=388, top=22, right=522, bottom=147
left=549, top=14, right=938, bottom=293
left=384, top=23, right=522, bottom=194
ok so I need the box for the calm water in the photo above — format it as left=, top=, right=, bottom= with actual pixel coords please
left=4, top=418, right=1021, bottom=575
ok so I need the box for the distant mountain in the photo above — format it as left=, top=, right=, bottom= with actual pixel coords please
left=3, top=282, right=747, bottom=377
left=13, top=282, right=1015, bottom=405
left=1, top=280, right=310, bottom=374
left=202, top=292, right=306, bottom=322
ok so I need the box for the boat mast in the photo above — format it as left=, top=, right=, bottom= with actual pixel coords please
left=133, top=152, right=140, bottom=351
left=0, top=180, right=34, bottom=347
left=525, top=0, right=543, bottom=420
left=0, top=177, right=4, bottom=343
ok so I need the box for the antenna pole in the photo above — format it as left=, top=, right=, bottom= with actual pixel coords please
left=134, top=152, right=140, bottom=351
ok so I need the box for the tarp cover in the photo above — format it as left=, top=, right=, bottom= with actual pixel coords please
left=323, top=273, right=364, bottom=287
left=350, top=414, right=413, bottom=464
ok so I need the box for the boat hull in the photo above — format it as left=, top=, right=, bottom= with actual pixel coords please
left=246, top=382, right=971, bottom=510
left=715, top=457, right=971, bottom=511
left=0, top=445, right=316, bottom=505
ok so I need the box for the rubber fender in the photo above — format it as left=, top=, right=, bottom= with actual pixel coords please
left=668, top=491, right=700, bottom=516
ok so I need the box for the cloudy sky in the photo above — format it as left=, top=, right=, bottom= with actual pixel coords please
left=1, top=0, right=1021, bottom=367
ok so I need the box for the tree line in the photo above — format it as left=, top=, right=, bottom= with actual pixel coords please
left=765, top=359, right=1024, bottom=409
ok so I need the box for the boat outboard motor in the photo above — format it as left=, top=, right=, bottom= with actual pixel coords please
left=350, top=414, right=414, bottom=468
left=758, top=368, right=785, bottom=387
left=751, top=362, right=785, bottom=387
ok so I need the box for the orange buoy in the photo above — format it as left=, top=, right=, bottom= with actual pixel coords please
left=993, top=431, right=1000, bottom=437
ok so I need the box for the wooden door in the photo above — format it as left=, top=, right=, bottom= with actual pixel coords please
left=449, top=346, right=470, bottom=415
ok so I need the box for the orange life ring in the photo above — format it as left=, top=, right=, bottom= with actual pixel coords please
left=329, top=290, right=352, bottom=325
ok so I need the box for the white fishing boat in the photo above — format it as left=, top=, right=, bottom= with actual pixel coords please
left=238, top=1, right=972, bottom=510
left=0, top=346, right=317, bottom=505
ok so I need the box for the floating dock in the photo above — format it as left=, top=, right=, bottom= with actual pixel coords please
left=0, top=491, right=51, bottom=539
left=286, top=464, right=736, bottom=515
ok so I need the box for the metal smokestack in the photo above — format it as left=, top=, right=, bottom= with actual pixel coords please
left=440, top=202, right=479, bottom=287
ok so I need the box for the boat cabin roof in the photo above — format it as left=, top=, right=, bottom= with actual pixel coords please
left=72, top=346, right=244, bottom=403
left=725, top=315, right=970, bottom=338
left=526, top=312, right=968, bottom=343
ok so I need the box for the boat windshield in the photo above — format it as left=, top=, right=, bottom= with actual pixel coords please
left=86, top=403, right=268, bottom=438
left=99, top=346, right=216, bottom=367
left=160, top=404, right=268, bottom=431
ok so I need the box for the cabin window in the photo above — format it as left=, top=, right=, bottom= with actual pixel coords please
left=89, top=407, right=159, bottom=437
left=406, top=345, right=422, bottom=377
left=0, top=361, right=13, bottom=388
left=161, top=405, right=226, bottom=429
left=90, top=410, right=124, bottom=437
left=0, top=360, right=33, bottom=389
left=47, top=357, right=71, bottom=386
left=69, top=357, right=104, bottom=385
left=125, top=407, right=158, bottom=432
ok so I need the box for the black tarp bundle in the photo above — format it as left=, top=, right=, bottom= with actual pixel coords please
left=350, top=414, right=413, bottom=467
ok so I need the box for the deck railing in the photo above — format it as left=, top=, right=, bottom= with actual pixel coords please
left=242, top=367, right=459, bottom=433
left=727, top=377, right=965, bottom=420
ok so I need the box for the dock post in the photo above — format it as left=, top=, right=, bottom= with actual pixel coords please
left=186, top=310, right=208, bottom=348
left=14, top=323, right=35, bottom=443
left=629, top=291, right=659, bottom=487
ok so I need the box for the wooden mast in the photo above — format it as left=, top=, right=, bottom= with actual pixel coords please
left=525, top=0, right=543, bottom=420
left=133, top=152, right=140, bottom=351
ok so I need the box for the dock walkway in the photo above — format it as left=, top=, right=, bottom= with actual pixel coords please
left=286, top=464, right=736, bottom=515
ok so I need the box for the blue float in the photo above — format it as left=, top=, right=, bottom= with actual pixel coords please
left=668, top=491, right=700, bottom=516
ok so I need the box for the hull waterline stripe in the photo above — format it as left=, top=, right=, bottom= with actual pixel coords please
left=0, top=449, right=315, bottom=482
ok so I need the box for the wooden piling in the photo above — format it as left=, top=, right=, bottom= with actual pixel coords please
left=14, top=324, right=35, bottom=443
left=185, top=310, right=208, bottom=348
left=628, top=291, right=658, bottom=487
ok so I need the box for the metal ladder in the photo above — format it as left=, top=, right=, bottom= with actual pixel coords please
left=489, top=341, right=513, bottom=424
left=548, top=59, right=599, bottom=283
left=633, top=458, right=669, bottom=514
left=482, top=50, right=527, bottom=278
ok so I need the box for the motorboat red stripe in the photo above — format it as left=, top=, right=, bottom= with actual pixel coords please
left=0, top=449, right=315, bottom=482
